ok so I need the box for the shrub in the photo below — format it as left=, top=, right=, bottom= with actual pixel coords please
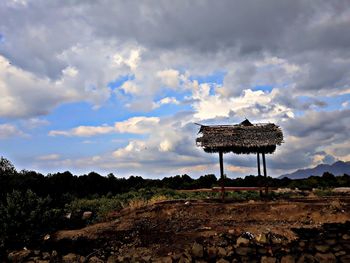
left=0, top=190, right=63, bottom=249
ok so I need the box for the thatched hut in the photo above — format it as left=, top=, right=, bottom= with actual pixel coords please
left=196, top=119, right=283, bottom=196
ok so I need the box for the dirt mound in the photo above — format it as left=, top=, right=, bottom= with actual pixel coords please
left=43, top=198, right=350, bottom=259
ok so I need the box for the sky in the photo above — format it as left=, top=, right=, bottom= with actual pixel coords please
left=0, top=0, right=350, bottom=178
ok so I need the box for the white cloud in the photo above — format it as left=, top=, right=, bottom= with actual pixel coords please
left=49, top=116, right=160, bottom=137
left=152, top=97, right=180, bottom=109
left=0, top=123, right=26, bottom=139
left=156, top=69, right=180, bottom=88
left=37, top=154, right=60, bottom=161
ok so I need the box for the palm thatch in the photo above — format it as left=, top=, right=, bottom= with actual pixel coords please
left=196, top=119, right=283, bottom=154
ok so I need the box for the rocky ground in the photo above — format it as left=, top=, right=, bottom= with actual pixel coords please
left=6, top=197, right=350, bottom=263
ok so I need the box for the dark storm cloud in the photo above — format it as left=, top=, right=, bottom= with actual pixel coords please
left=1, top=0, right=349, bottom=76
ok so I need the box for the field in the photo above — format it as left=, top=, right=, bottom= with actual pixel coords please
left=9, top=193, right=350, bottom=262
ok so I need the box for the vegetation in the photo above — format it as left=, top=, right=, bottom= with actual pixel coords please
left=0, top=156, right=349, bottom=254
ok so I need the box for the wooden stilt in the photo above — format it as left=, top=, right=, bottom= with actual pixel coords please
left=219, top=151, right=225, bottom=201
left=257, top=152, right=261, bottom=176
left=262, top=152, right=268, bottom=195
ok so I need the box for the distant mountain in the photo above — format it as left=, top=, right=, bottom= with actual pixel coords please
left=279, top=161, right=350, bottom=179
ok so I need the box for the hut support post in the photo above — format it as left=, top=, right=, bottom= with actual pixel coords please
left=262, top=152, right=268, bottom=195
left=257, top=152, right=261, bottom=176
left=219, top=151, right=225, bottom=201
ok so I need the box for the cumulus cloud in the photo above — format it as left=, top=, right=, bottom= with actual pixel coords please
left=49, top=116, right=160, bottom=137
left=1, top=1, right=349, bottom=176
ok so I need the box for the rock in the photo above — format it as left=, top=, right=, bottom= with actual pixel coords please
left=217, top=247, right=227, bottom=258
left=42, top=252, right=50, bottom=260
left=36, top=260, right=49, bottom=263
left=271, top=236, right=282, bottom=244
left=281, top=255, right=295, bottom=263
left=88, top=256, right=104, bottom=263
left=207, top=246, right=217, bottom=259
left=325, top=239, right=336, bottom=245
left=314, top=253, right=336, bottom=263
left=257, top=248, right=267, bottom=254
left=216, top=259, right=229, bottom=263
left=228, top=229, right=236, bottom=235
left=142, top=255, right=152, bottom=262
left=62, top=253, right=80, bottom=263
left=8, top=249, right=32, bottom=262
left=82, top=211, right=93, bottom=220
left=153, top=256, right=173, bottom=263
left=235, top=247, right=253, bottom=256
left=314, top=245, right=330, bottom=253
left=116, top=256, right=124, bottom=262
left=191, top=243, right=204, bottom=258
left=236, top=237, right=250, bottom=246
left=51, top=250, right=58, bottom=258
left=296, top=254, right=315, bottom=263
left=335, top=251, right=347, bottom=257
left=107, top=255, right=117, bottom=263
left=342, top=234, right=350, bottom=240
left=178, top=253, right=191, bottom=263
left=256, top=233, right=267, bottom=244
left=34, top=250, right=40, bottom=256
left=332, top=245, right=342, bottom=252
left=339, top=255, right=350, bottom=263
left=261, top=257, right=276, bottom=263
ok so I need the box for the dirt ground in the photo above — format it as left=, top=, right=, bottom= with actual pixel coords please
left=50, top=196, right=350, bottom=258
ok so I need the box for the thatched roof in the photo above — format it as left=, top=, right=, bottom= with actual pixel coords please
left=196, top=119, right=283, bottom=154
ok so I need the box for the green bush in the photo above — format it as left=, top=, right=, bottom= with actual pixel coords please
left=66, top=196, right=123, bottom=222
left=0, top=190, right=63, bottom=249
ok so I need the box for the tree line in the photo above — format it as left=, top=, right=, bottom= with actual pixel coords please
left=1, top=157, right=350, bottom=203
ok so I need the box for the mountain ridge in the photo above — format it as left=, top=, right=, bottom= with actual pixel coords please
left=279, top=160, right=350, bottom=179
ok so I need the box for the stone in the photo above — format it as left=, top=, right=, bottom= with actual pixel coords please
left=82, top=211, right=93, bottom=220
left=217, top=247, right=227, bottom=258
left=42, top=252, right=50, bottom=260
left=51, top=250, right=58, bottom=258
left=207, top=246, right=217, bottom=259
left=62, top=253, right=80, bottom=263
left=332, top=245, right=342, bottom=251
left=178, top=254, right=191, bottom=263
left=296, top=254, right=315, bottom=263
left=339, top=255, right=350, bottom=263
left=235, top=247, right=253, bottom=256
left=325, top=239, right=337, bottom=245
left=142, top=255, right=152, bottom=262
left=281, top=255, right=295, bottom=263
left=256, top=233, right=267, bottom=244
left=271, top=237, right=282, bottom=244
left=315, top=244, right=330, bottom=253
left=257, top=248, right=267, bottom=254
left=342, top=234, right=350, bottom=240
left=261, top=256, right=276, bottom=263
left=107, top=255, right=117, bottom=263
left=314, top=253, right=336, bottom=263
left=36, top=260, right=49, bottom=263
left=153, top=256, right=173, bottom=263
left=8, top=249, right=32, bottom=262
left=216, top=259, right=230, bottom=263
left=335, top=251, right=347, bottom=257
left=236, top=237, right=250, bottom=246
left=191, top=243, right=204, bottom=258
left=88, top=256, right=104, bottom=263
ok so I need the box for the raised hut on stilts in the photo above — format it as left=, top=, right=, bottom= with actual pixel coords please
left=196, top=119, right=283, bottom=199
